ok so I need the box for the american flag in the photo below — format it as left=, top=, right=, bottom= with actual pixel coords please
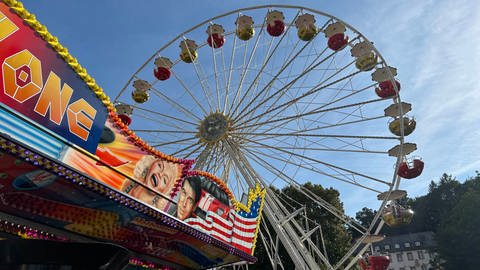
left=185, top=197, right=262, bottom=255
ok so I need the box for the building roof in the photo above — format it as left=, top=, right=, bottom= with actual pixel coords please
left=373, top=231, right=436, bottom=253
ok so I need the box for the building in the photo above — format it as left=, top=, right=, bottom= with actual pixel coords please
left=372, top=231, right=436, bottom=270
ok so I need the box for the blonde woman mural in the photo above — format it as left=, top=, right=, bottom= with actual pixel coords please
left=122, top=155, right=183, bottom=211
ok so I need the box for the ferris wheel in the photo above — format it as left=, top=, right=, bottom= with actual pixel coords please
left=113, top=5, right=423, bottom=270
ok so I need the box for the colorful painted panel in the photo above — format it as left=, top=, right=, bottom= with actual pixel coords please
left=180, top=173, right=264, bottom=254
left=0, top=135, right=256, bottom=269
left=60, top=119, right=191, bottom=213
left=60, top=117, right=265, bottom=255
left=0, top=2, right=107, bottom=153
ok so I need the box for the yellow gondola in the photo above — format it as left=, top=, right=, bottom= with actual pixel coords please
left=389, top=117, right=416, bottom=136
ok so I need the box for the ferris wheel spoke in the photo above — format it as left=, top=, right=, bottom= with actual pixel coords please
left=260, top=83, right=378, bottom=134
left=132, top=129, right=196, bottom=134
left=241, top=136, right=391, bottom=186
left=244, top=145, right=384, bottom=192
left=202, top=148, right=216, bottom=173
left=238, top=61, right=360, bottom=131
left=236, top=96, right=386, bottom=131
left=208, top=28, right=222, bottom=110
left=220, top=34, right=232, bottom=113
left=243, top=144, right=387, bottom=155
left=234, top=40, right=329, bottom=123
left=232, top=39, right=331, bottom=124
left=305, top=55, right=360, bottom=121
left=230, top=163, right=248, bottom=198
left=169, top=140, right=202, bottom=157
left=233, top=35, right=361, bottom=123
left=241, top=131, right=370, bottom=155
left=334, top=103, right=369, bottom=127
left=150, top=87, right=202, bottom=121
left=243, top=153, right=376, bottom=237
left=230, top=10, right=301, bottom=118
left=237, top=132, right=397, bottom=141
left=249, top=134, right=363, bottom=157
left=242, top=147, right=369, bottom=232
left=227, top=17, right=267, bottom=117
left=242, top=57, right=359, bottom=136
left=234, top=62, right=360, bottom=129
left=171, top=71, right=209, bottom=116
left=208, top=145, right=224, bottom=175
left=204, top=145, right=227, bottom=174
left=241, top=50, right=335, bottom=136
left=235, top=36, right=310, bottom=124
left=235, top=96, right=384, bottom=132
left=150, top=136, right=198, bottom=147
left=193, top=144, right=213, bottom=170
left=130, top=105, right=198, bottom=127
left=133, top=114, right=190, bottom=133
left=183, top=39, right=216, bottom=113
left=223, top=19, right=240, bottom=113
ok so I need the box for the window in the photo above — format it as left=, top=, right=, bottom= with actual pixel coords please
left=421, top=265, right=427, bottom=270
left=397, top=253, right=403, bottom=262
left=374, top=246, right=380, bottom=251
left=407, top=252, right=414, bottom=260
left=404, top=242, right=411, bottom=248
left=415, top=241, right=421, bottom=246
left=395, top=243, right=400, bottom=249
left=417, top=250, right=425, bottom=259
left=384, top=244, right=390, bottom=250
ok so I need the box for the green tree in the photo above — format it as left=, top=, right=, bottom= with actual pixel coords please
left=250, top=182, right=352, bottom=269
left=281, top=182, right=352, bottom=266
left=436, top=187, right=480, bottom=269
left=351, top=207, right=377, bottom=239
left=382, top=174, right=463, bottom=235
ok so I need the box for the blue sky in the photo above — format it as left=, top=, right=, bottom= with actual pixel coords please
left=18, top=0, right=480, bottom=215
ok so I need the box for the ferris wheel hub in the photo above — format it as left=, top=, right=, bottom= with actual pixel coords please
left=197, top=112, right=232, bottom=144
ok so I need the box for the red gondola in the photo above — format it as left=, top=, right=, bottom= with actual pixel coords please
left=358, top=255, right=390, bottom=270
left=397, top=159, right=424, bottom=179
left=153, top=57, right=173, bottom=81
left=207, top=24, right=226, bottom=49
left=328, top=33, right=349, bottom=51
left=375, top=80, right=401, bottom=98
left=266, top=10, right=285, bottom=37
left=324, top=22, right=349, bottom=51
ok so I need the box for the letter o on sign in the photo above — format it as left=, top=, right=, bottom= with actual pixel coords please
left=2, top=49, right=43, bottom=103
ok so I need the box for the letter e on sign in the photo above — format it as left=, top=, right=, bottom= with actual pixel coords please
left=67, top=99, right=97, bottom=141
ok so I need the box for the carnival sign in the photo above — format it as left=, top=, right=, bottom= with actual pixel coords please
left=0, top=2, right=107, bottom=153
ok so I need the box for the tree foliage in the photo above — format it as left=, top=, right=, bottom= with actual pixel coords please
left=353, top=172, right=480, bottom=270
left=435, top=178, right=480, bottom=269
left=251, top=182, right=352, bottom=269
left=252, top=171, right=480, bottom=269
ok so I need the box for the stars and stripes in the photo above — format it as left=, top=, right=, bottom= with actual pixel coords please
left=185, top=197, right=262, bottom=254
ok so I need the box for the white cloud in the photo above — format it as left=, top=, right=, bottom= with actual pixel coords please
left=333, top=0, right=480, bottom=210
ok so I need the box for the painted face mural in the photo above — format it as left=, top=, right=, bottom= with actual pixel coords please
left=124, top=155, right=183, bottom=210
left=176, top=176, right=201, bottom=220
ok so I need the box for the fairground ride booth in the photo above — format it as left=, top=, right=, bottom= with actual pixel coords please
left=0, top=1, right=265, bottom=269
